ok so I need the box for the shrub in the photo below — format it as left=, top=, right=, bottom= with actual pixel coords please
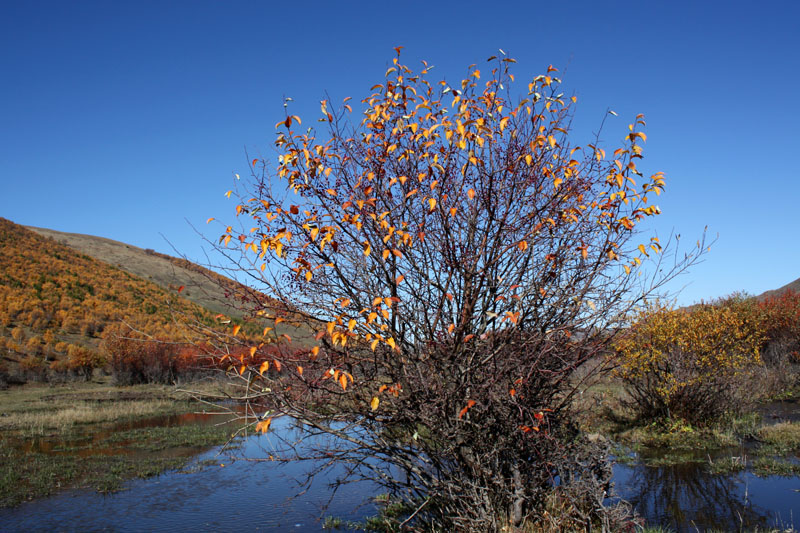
left=616, top=295, right=764, bottom=425
left=207, top=51, right=703, bottom=529
left=758, top=290, right=800, bottom=366
left=66, top=344, right=106, bottom=380
left=103, top=329, right=195, bottom=384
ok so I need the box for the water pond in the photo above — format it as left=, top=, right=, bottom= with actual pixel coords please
left=2, top=410, right=800, bottom=532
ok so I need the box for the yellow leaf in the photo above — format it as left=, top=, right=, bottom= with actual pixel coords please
left=348, top=318, right=357, bottom=332
left=382, top=249, right=390, bottom=260
left=387, top=337, right=397, bottom=350
left=638, top=244, right=647, bottom=255
left=371, top=339, right=380, bottom=351
left=305, top=271, right=313, bottom=282
left=249, top=346, right=257, bottom=357
left=371, top=396, right=380, bottom=411
left=428, top=198, right=436, bottom=211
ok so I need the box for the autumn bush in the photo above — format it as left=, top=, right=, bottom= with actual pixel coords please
left=66, top=344, right=106, bottom=380
left=103, top=330, right=184, bottom=385
left=207, top=51, right=702, bottom=530
left=758, top=290, right=800, bottom=366
left=616, top=295, right=764, bottom=425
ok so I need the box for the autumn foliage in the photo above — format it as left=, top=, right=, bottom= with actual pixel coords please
left=615, top=296, right=764, bottom=425
left=209, top=51, right=701, bottom=530
left=0, top=218, right=218, bottom=383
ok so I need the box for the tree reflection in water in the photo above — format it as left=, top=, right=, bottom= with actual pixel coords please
left=615, top=461, right=775, bottom=532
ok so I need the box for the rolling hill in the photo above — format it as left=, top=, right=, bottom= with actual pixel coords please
left=0, top=218, right=315, bottom=382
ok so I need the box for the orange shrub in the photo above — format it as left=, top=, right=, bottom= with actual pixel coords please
left=758, top=290, right=800, bottom=365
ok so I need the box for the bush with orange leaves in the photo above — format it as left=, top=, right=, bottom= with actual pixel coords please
left=207, top=51, right=706, bottom=530
left=103, top=329, right=193, bottom=385
left=758, top=290, right=800, bottom=366
left=616, top=295, right=764, bottom=425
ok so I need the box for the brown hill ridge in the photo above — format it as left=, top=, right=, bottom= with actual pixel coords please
left=26, top=225, right=244, bottom=319
left=757, top=276, right=800, bottom=301
left=23, top=222, right=315, bottom=344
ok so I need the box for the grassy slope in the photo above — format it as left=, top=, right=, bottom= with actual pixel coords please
left=23, top=222, right=316, bottom=346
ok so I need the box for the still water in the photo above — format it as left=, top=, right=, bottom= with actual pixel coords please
left=0, top=417, right=380, bottom=532
left=2, top=414, right=799, bottom=532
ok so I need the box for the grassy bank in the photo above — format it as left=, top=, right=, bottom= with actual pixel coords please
left=0, top=379, right=240, bottom=507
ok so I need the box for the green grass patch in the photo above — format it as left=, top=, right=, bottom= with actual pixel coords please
left=752, top=457, right=800, bottom=477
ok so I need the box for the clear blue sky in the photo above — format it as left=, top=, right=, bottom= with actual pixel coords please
left=2, top=0, right=798, bottom=305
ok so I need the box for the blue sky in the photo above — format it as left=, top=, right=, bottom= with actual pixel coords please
left=2, top=0, right=798, bottom=305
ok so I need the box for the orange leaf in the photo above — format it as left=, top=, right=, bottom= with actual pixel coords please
left=339, top=373, right=348, bottom=391
left=259, top=361, right=269, bottom=374
left=177, top=285, right=185, bottom=293
left=458, top=400, right=477, bottom=419
left=310, top=346, right=320, bottom=359
left=467, top=188, right=476, bottom=200
left=232, top=325, right=241, bottom=336
left=255, top=418, right=272, bottom=433
left=249, top=346, right=257, bottom=357
left=297, top=366, right=303, bottom=376
left=273, top=359, right=282, bottom=372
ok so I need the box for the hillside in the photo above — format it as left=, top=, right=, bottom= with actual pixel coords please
left=25, top=226, right=242, bottom=319
left=757, top=276, right=800, bottom=301
left=0, top=218, right=314, bottom=382
left=25, top=224, right=315, bottom=345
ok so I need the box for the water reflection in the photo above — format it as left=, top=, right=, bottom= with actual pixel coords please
left=613, top=459, right=800, bottom=531
left=0, top=418, right=380, bottom=532
left=4, top=412, right=800, bottom=532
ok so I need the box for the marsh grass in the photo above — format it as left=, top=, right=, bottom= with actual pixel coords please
left=756, top=422, right=800, bottom=455
left=0, top=380, right=237, bottom=507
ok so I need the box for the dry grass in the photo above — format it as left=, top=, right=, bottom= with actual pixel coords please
left=757, top=421, right=800, bottom=454
left=0, top=381, right=211, bottom=436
